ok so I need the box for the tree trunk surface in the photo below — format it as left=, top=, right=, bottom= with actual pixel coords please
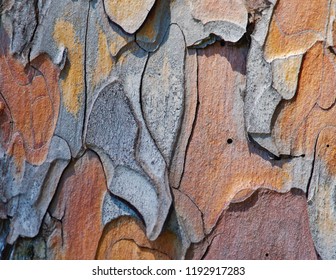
left=0, top=0, right=335, bottom=260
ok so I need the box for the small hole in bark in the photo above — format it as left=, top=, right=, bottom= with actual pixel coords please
left=227, top=138, right=233, bottom=144
left=327, top=144, right=330, bottom=148
left=220, top=41, right=225, bottom=47
left=301, top=154, right=305, bottom=158
left=265, top=253, right=269, bottom=257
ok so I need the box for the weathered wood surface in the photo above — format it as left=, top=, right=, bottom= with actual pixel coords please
left=1, top=0, right=336, bottom=259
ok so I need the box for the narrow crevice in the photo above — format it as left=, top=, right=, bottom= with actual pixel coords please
left=175, top=188, right=206, bottom=239
left=134, top=39, right=149, bottom=53
left=199, top=232, right=223, bottom=260
left=81, top=2, right=91, bottom=151
left=306, top=132, right=320, bottom=200
left=248, top=133, right=305, bottom=161
left=47, top=210, right=65, bottom=249
left=27, top=0, right=39, bottom=64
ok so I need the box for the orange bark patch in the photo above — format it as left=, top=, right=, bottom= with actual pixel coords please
left=50, top=151, right=106, bottom=260
left=179, top=43, right=295, bottom=235
left=0, top=28, right=60, bottom=167
left=96, top=216, right=180, bottom=260
left=264, top=0, right=329, bottom=61
left=274, top=42, right=336, bottom=156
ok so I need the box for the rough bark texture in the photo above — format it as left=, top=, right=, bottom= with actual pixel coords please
left=1, top=0, right=335, bottom=259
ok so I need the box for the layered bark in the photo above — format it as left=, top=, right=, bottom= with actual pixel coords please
left=1, top=0, right=336, bottom=259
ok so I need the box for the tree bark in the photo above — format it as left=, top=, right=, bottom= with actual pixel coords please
left=0, top=0, right=335, bottom=260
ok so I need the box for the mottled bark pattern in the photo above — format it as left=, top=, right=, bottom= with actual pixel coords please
left=0, top=0, right=335, bottom=259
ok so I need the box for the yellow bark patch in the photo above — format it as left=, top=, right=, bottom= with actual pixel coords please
left=93, top=25, right=113, bottom=88
left=53, top=20, right=84, bottom=116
